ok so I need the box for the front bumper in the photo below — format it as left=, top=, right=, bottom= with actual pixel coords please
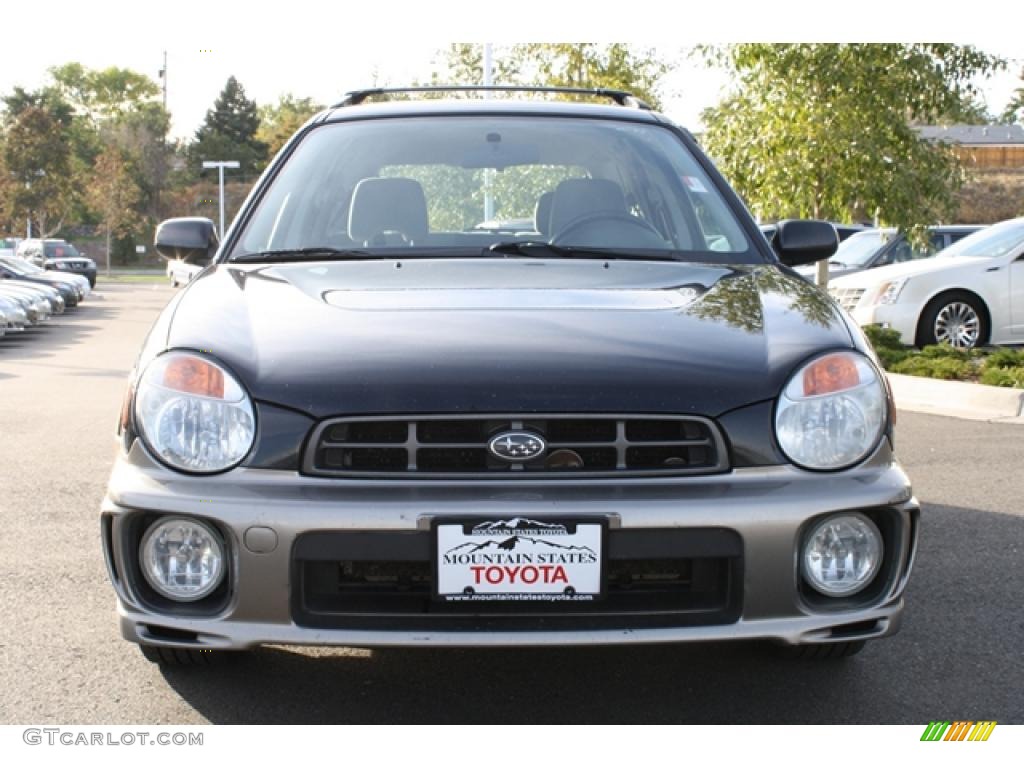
left=102, top=441, right=919, bottom=650
left=850, top=303, right=920, bottom=345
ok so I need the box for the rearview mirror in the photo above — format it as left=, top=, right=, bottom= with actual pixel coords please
left=154, top=218, right=219, bottom=264
left=772, top=220, right=838, bottom=267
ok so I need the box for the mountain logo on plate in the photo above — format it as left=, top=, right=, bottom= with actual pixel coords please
left=488, top=432, right=546, bottom=461
left=437, top=518, right=602, bottom=600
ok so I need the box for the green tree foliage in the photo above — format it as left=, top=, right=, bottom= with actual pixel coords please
left=192, top=76, right=267, bottom=175
left=2, top=85, right=75, bottom=126
left=1, top=64, right=170, bottom=235
left=700, top=45, right=1004, bottom=243
left=87, top=146, right=142, bottom=272
left=256, top=94, right=324, bottom=158
left=1002, top=67, right=1024, bottom=124
left=433, top=43, right=668, bottom=110
left=518, top=44, right=667, bottom=109
left=432, top=44, right=522, bottom=87
left=49, top=63, right=161, bottom=123
left=1, top=106, right=76, bottom=236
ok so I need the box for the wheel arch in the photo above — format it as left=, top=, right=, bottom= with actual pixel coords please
left=914, top=287, right=992, bottom=347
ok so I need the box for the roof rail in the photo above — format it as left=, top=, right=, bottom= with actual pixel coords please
left=331, top=85, right=652, bottom=110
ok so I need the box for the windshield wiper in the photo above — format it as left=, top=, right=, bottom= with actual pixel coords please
left=487, top=241, right=676, bottom=261
left=231, top=247, right=373, bottom=264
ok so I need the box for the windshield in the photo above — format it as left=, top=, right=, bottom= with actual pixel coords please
left=44, top=242, right=80, bottom=259
left=832, top=230, right=888, bottom=267
left=230, top=116, right=756, bottom=263
left=939, top=221, right=1024, bottom=259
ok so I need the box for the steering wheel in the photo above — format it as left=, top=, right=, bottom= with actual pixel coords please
left=550, top=212, right=666, bottom=248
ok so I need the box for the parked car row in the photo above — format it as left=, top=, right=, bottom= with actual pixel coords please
left=827, top=218, right=1024, bottom=348
left=0, top=254, right=92, bottom=338
left=16, top=238, right=98, bottom=287
left=796, top=225, right=983, bottom=281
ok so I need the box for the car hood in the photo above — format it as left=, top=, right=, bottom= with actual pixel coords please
left=1, top=279, right=58, bottom=297
left=164, top=259, right=853, bottom=418
left=34, top=270, right=83, bottom=284
left=829, top=255, right=987, bottom=288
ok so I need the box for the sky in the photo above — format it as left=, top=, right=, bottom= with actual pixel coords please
left=2, top=2, right=1021, bottom=140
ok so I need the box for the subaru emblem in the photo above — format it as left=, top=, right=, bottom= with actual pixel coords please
left=488, top=431, right=546, bottom=461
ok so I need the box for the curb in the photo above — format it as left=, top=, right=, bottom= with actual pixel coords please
left=886, top=372, right=1024, bottom=424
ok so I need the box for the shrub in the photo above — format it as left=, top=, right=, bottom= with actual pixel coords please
left=890, top=355, right=975, bottom=381
left=862, top=325, right=911, bottom=368
left=982, top=347, right=1024, bottom=370
left=863, top=325, right=905, bottom=353
left=918, top=343, right=976, bottom=361
left=979, top=365, right=1024, bottom=388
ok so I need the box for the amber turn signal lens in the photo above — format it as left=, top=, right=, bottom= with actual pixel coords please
left=118, top=381, right=134, bottom=434
left=162, top=355, right=225, bottom=398
left=801, top=353, right=860, bottom=397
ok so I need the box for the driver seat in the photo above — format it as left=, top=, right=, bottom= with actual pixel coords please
left=348, top=177, right=429, bottom=246
left=548, top=178, right=628, bottom=237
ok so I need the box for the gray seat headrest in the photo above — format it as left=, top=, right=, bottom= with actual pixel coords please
left=348, top=177, right=429, bottom=244
left=548, top=178, right=627, bottom=235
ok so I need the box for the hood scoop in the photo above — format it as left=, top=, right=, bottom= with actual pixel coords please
left=322, top=286, right=702, bottom=311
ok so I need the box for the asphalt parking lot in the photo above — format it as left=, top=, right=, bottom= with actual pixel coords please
left=0, top=283, right=1021, bottom=724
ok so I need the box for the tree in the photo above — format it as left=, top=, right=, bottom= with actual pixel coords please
left=699, top=44, right=1004, bottom=285
left=1003, top=67, right=1024, bottom=124
left=191, top=76, right=267, bottom=175
left=4, top=65, right=171, bottom=227
left=433, top=44, right=669, bottom=110
left=87, top=147, right=142, bottom=274
left=517, top=44, right=668, bottom=109
left=1, top=106, right=76, bottom=237
left=48, top=63, right=161, bottom=124
left=431, top=44, right=522, bottom=87
left=256, top=94, right=324, bottom=158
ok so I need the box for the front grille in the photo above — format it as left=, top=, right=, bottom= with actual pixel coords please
left=304, top=414, right=729, bottom=479
left=292, top=528, right=743, bottom=631
left=829, top=287, right=865, bottom=312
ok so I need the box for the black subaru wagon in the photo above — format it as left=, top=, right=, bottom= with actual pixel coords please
left=102, top=86, right=918, bottom=666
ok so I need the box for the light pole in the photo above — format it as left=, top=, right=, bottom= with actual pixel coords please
left=482, top=43, right=495, bottom=223
left=202, top=160, right=240, bottom=239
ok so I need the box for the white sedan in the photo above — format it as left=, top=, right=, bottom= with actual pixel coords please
left=828, top=217, right=1024, bottom=348
left=165, top=258, right=203, bottom=288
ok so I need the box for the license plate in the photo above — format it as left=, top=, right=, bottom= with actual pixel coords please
left=435, top=518, right=604, bottom=603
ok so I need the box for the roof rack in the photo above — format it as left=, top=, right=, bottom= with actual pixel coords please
left=331, top=85, right=652, bottom=110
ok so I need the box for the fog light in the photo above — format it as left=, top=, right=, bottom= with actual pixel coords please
left=802, top=513, right=882, bottom=597
left=139, top=517, right=225, bottom=601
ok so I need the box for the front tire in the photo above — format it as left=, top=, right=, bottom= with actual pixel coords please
left=771, top=640, right=867, bottom=660
left=917, top=291, right=988, bottom=349
left=139, top=644, right=234, bottom=666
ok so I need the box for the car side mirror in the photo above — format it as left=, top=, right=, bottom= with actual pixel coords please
left=154, top=217, right=219, bottom=264
left=772, top=219, right=838, bottom=267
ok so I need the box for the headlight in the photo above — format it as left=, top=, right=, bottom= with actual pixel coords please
left=872, top=278, right=907, bottom=305
left=775, top=351, right=886, bottom=470
left=802, top=513, right=883, bottom=596
left=135, top=351, right=256, bottom=473
left=140, top=517, right=226, bottom=601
